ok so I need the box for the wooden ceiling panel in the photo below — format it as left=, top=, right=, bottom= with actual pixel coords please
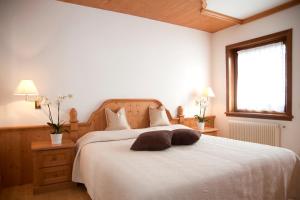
left=59, top=0, right=238, bottom=32
left=59, top=0, right=299, bottom=32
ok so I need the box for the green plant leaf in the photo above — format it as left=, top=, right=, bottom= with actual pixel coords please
left=47, top=122, right=56, bottom=128
left=62, top=128, right=70, bottom=133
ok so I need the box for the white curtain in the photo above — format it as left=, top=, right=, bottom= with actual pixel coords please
left=236, top=42, right=286, bottom=112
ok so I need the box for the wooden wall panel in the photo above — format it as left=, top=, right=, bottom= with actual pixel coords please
left=0, top=117, right=212, bottom=187
left=0, top=126, right=72, bottom=187
left=0, top=99, right=215, bottom=187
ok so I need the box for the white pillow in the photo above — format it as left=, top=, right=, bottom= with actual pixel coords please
left=149, top=106, right=171, bottom=127
left=105, top=108, right=131, bottom=131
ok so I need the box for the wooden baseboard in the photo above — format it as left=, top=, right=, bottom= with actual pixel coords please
left=33, top=182, right=75, bottom=194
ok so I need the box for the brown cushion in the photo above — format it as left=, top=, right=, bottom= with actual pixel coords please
left=171, top=129, right=200, bottom=145
left=131, top=130, right=173, bottom=151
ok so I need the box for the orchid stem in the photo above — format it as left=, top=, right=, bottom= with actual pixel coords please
left=47, top=104, right=53, bottom=124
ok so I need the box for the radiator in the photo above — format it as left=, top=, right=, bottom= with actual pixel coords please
left=228, top=120, right=281, bottom=146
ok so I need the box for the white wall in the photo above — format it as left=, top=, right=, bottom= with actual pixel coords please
left=211, top=5, right=300, bottom=154
left=0, top=0, right=211, bottom=126
left=2, top=0, right=298, bottom=155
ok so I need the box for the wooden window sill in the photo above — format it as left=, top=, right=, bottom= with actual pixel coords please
left=225, top=111, right=293, bottom=121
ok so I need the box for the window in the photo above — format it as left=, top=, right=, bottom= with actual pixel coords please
left=226, top=29, right=293, bottom=121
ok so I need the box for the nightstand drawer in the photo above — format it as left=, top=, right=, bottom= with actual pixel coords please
left=32, top=140, right=75, bottom=193
left=196, top=127, right=219, bottom=136
left=204, top=132, right=218, bottom=136
left=38, top=165, right=71, bottom=186
left=37, top=149, right=74, bottom=168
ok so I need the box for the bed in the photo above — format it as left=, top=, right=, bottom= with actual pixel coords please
left=70, top=99, right=300, bottom=200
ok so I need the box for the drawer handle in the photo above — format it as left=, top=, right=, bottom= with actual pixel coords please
left=52, top=157, right=57, bottom=161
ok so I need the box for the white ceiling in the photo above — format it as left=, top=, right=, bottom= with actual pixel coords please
left=206, top=0, right=292, bottom=19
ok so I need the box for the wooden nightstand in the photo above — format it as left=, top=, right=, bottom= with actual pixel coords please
left=31, top=140, right=75, bottom=194
left=196, top=127, right=219, bottom=136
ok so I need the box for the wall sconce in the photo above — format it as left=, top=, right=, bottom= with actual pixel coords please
left=15, top=80, right=42, bottom=109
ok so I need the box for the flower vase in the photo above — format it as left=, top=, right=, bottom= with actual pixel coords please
left=50, top=133, right=62, bottom=144
left=198, top=122, right=205, bottom=130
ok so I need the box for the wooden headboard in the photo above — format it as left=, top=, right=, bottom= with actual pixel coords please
left=69, top=99, right=179, bottom=140
left=68, top=98, right=215, bottom=141
left=88, top=98, right=174, bottom=129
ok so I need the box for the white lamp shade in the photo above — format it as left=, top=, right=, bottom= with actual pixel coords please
left=201, top=87, right=215, bottom=97
left=15, top=80, right=39, bottom=95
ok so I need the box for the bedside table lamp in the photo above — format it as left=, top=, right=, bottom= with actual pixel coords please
left=201, top=86, right=215, bottom=99
left=15, top=80, right=42, bottom=109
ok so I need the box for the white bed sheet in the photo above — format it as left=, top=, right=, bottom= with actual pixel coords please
left=72, top=125, right=300, bottom=200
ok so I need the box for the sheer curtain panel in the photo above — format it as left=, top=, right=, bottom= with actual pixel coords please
left=236, top=42, right=286, bottom=112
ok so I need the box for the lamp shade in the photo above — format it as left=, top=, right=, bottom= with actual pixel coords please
left=15, top=80, right=38, bottom=95
left=201, top=87, right=215, bottom=97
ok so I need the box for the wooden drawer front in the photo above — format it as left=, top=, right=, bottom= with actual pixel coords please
left=37, top=149, right=74, bottom=168
left=38, top=165, right=71, bottom=186
left=205, top=132, right=218, bottom=136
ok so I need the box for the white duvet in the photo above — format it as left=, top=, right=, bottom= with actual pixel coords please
left=72, top=125, right=300, bottom=200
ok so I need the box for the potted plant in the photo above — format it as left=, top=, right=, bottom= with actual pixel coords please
left=194, top=87, right=215, bottom=130
left=194, top=97, right=207, bottom=130
left=43, top=95, right=72, bottom=144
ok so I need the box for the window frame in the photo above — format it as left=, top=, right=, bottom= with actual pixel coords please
left=225, top=29, right=293, bottom=121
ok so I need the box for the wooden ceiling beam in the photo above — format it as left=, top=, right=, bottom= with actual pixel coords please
left=200, top=9, right=242, bottom=25
left=199, top=0, right=241, bottom=25
left=242, top=0, right=300, bottom=24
